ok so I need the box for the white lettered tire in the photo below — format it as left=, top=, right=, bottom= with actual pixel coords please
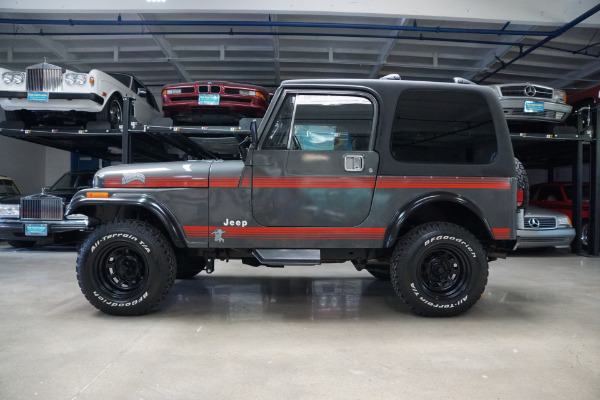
left=76, top=220, right=176, bottom=316
left=390, top=222, right=488, bottom=317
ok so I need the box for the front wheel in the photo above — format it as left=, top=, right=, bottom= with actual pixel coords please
left=76, top=220, right=176, bottom=316
left=391, top=222, right=488, bottom=317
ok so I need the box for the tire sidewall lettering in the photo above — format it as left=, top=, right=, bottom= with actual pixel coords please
left=424, top=235, right=476, bottom=258
left=90, top=233, right=151, bottom=254
left=93, top=291, right=149, bottom=307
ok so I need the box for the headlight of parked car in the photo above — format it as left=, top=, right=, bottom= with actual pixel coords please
left=2, top=72, right=25, bottom=85
left=557, top=214, right=572, bottom=227
left=0, top=204, right=20, bottom=218
left=65, top=73, right=88, bottom=85
left=553, top=89, right=567, bottom=103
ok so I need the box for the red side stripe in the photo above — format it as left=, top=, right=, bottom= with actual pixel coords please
left=253, top=176, right=376, bottom=188
left=105, top=176, right=208, bottom=188
left=209, top=176, right=241, bottom=188
left=183, top=226, right=385, bottom=240
left=376, top=176, right=511, bottom=189
left=492, top=228, right=511, bottom=239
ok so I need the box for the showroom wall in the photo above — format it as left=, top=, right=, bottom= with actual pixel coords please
left=0, top=135, right=70, bottom=194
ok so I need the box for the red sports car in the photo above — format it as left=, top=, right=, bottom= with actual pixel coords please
left=161, top=81, right=270, bottom=126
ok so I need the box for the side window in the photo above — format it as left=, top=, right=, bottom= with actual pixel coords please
left=391, top=90, right=498, bottom=164
left=263, top=94, right=295, bottom=149
left=262, top=93, right=374, bottom=151
left=538, top=186, right=563, bottom=202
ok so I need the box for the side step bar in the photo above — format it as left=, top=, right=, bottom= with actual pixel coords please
left=252, top=249, right=321, bottom=266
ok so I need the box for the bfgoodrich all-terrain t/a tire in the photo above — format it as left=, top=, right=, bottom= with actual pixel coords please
left=390, top=222, right=489, bottom=317
left=76, top=220, right=176, bottom=316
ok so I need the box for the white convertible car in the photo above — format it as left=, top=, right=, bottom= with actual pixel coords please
left=0, top=61, right=161, bottom=128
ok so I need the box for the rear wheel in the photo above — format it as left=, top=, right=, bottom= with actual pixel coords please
left=97, top=95, right=123, bottom=129
left=391, top=222, right=488, bottom=317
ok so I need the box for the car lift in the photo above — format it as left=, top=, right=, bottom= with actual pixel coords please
left=1, top=97, right=599, bottom=256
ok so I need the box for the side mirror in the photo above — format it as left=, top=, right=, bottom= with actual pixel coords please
left=250, top=119, right=258, bottom=145
left=237, top=119, right=259, bottom=162
left=137, top=88, right=147, bottom=98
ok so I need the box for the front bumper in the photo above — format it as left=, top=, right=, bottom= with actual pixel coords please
left=499, top=99, right=572, bottom=123
left=0, top=217, right=89, bottom=243
left=0, top=91, right=105, bottom=112
left=515, top=227, right=575, bottom=249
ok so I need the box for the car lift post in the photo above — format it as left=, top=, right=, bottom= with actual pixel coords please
left=572, top=134, right=584, bottom=255
left=121, top=97, right=132, bottom=164
left=590, top=105, right=600, bottom=256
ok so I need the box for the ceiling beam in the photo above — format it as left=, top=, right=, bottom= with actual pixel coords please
left=2, top=0, right=599, bottom=26
left=138, top=14, right=192, bottom=82
left=368, top=18, right=406, bottom=78
left=0, top=12, right=92, bottom=71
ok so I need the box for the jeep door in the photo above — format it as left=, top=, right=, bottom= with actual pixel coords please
left=252, top=90, right=379, bottom=227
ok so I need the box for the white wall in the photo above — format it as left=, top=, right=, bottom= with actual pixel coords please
left=0, top=135, right=70, bottom=194
left=527, top=165, right=591, bottom=186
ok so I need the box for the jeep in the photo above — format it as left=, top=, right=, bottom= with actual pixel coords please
left=69, top=77, right=521, bottom=317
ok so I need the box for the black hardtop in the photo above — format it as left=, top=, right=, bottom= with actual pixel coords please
left=276, top=78, right=514, bottom=178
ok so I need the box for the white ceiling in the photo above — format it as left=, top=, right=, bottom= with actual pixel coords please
left=1, top=1, right=600, bottom=96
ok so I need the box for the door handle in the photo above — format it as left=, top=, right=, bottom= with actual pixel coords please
left=344, top=154, right=364, bottom=172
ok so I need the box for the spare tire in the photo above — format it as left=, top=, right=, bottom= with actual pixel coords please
left=515, top=157, right=529, bottom=209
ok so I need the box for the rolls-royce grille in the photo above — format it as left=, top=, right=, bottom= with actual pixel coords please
left=500, top=85, right=553, bottom=99
left=20, top=196, right=63, bottom=220
left=26, top=68, right=62, bottom=92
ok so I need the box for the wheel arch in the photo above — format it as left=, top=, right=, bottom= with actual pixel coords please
left=383, top=192, right=494, bottom=248
left=70, top=197, right=187, bottom=248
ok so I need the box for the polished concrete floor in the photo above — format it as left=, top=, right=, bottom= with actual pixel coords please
left=0, top=241, right=599, bottom=400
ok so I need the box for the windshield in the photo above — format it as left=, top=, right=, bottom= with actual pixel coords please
left=0, top=178, right=21, bottom=196
left=50, top=172, right=94, bottom=191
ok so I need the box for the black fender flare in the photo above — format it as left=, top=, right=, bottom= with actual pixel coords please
left=383, top=191, right=495, bottom=248
left=67, top=192, right=187, bottom=248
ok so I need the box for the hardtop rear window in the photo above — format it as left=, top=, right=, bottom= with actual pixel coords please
left=391, top=89, right=498, bottom=164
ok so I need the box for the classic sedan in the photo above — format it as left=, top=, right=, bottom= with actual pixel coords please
left=488, top=83, right=572, bottom=123
left=161, top=81, right=270, bottom=126
left=515, top=205, right=575, bottom=249
left=0, top=175, right=21, bottom=200
left=0, top=170, right=95, bottom=248
left=0, top=61, right=161, bottom=128
left=530, top=182, right=590, bottom=248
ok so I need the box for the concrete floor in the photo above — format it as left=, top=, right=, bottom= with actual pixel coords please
left=0, top=242, right=599, bottom=400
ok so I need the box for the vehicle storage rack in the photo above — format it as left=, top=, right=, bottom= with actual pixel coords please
left=1, top=98, right=598, bottom=256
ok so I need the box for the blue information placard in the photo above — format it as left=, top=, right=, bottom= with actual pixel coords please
left=27, top=92, right=49, bottom=102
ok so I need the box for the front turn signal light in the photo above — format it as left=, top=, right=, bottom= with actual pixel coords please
left=86, top=192, right=109, bottom=198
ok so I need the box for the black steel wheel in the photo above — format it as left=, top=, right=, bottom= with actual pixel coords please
left=391, top=222, right=488, bottom=317
left=76, top=220, right=176, bottom=316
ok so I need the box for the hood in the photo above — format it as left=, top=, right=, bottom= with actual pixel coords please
left=525, top=205, right=568, bottom=218
left=0, top=194, right=22, bottom=205
left=95, top=160, right=218, bottom=189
